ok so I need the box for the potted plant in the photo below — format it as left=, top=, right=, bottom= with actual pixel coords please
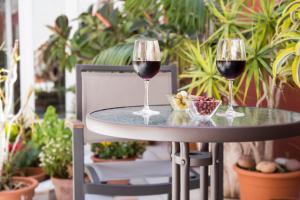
left=234, top=154, right=300, bottom=200
left=91, top=141, right=145, bottom=163
left=178, top=0, right=300, bottom=197
left=14, top=141, right=48, bottom=183
left=38, top=106, right=73, bottom=200
left=0, top=41, right=38, bottom=200
left=11, top=113, right=48, bottom=182
left=234, top=1, right=300, bottom=198
left=90, top=141, right=145, bottom=184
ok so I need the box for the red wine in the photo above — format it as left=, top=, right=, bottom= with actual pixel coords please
left=216, top=60, right=246, bottom=80
left=132, top=61, right=161, bottom=80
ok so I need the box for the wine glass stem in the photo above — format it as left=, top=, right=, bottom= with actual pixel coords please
left=144, top=80, right=150, bottom=111
left=228, top=80, right=234, bottom=112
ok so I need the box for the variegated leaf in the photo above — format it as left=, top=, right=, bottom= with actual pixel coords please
left=292, top=56, right=300, bottom=87
left=272, top=47, right=295, bottom=78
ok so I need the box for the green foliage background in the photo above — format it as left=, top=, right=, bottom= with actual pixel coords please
left=41, top=0, right=300, bottom=103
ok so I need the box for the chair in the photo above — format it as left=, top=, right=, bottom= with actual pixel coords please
left=71, top=64, right=200, bottom=200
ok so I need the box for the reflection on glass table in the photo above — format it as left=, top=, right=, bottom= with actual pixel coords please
left=89, top=105, right=300, bottom=128
left=167, top=111, right=216, bottom=127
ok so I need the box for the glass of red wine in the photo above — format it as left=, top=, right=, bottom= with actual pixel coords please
left=216, top=38, right=246, bottom=117
left=132, top=39, right=161, bottom=116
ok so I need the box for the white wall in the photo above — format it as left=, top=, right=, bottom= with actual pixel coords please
left=19, top=0, right=35, bottom=109
left=19, top=0, right=98, bottom=113
left=64, top=0, right=98, bottom=117
left=32, top=0, right=98, bottom=50
left=78, top=0, right=98, bottom=13
left=32, top=0, right=66, bottom=50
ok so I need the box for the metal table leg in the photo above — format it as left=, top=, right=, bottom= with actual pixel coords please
left=211, top=143, right=224, bottom=200
left=172, top=142, right=180, bottom=200
left=200, top=143, right=209, bottom=200
left=180, top=142, right=190, bottom=200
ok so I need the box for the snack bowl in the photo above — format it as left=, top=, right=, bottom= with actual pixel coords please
left=186, top=96, right=221, bottom=120
left=166, top=94, right=187, bottom=111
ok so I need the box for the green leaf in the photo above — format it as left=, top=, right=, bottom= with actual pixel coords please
left=292, top=56, right=300, bottom=87
left=93, top=42, right=134, bottom=65
left=55, top=15, right=69, bottom=33
left=296, top=41, right=300, bottom=56
left=272, top=47, right=295, bottom=78
left=66, top=55, right=77, bottom=71
left=178, top=40, right=227, bottom=99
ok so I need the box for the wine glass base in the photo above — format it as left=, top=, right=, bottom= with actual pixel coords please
left=133, top=108, right=160, bottom=116
left=216, top=110, right=244, bottom=118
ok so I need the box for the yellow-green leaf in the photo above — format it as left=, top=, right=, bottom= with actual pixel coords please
left=296, top=41, right=300, bottom=56
left=272, top=47, right=295, bottom=78
left=292, top=56, right=300, bottom=88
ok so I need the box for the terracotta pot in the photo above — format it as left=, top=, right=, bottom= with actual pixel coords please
left=234, top=165, right=300, bottom=200
left=17, top=167, right=48, bottom=182
left=51, top=177, right=73, bottom=200
left=0, top=177, right=38, bottom=200
left=91, top=155, right=136, bottom=184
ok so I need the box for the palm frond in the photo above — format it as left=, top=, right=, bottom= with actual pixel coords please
left=163, top=0, right=206, bottom=33
left=92, top=42, right=134, bottom=65
left=204, top=0, right=249, bottom=45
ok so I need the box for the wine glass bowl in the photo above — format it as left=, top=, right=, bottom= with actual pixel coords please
left=132, top=39, right=161, bottom=116
left=132, top=61, right=160, bottom=80
left=216, top=60, right=246, bottom=80
left=216, top=38, right=246, bottom=117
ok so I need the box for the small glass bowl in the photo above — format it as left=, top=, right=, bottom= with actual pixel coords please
left=166, top=95, right=188, bottom=111
left=186, top=98, right=221, bottom=120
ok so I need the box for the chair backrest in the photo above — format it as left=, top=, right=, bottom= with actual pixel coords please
left=76, top=64, right=177, bottom=143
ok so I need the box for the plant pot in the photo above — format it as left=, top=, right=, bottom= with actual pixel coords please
left=0, top=177, right=38, bottom=200
left=91, top=155, right=136, bottom=184
left=51, top=177, right=73, bottom=200
left=16, top=167, right=48, bottom=182
left=234, top=165, right=300, bottom=200
left=91, top=155, right=136, bottom=163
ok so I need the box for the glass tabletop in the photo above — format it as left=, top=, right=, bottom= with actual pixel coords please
left=88, top=105, right=300, bottom=128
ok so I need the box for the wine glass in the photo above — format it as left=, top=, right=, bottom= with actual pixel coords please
left=216, top=38, right=246, bottom=117
left=132, top=39, right=161, bottom=116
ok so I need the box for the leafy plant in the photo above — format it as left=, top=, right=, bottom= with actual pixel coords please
left=6, top=114, right=40, bottom=169
left=237, top=0, right=288, bottom=101
left=180, top=0, right=296, bottom=104
left=38, top=106, right=72, bottom=179
left=203, top=0, right=250, bottom=45
left=272, top=0, right=300, bottom=88
left=125, top=0, right=206, bottom=35
left=71, top=3, right=132, bottom=63
left=16, top=143, right=40, bottom=168
left=39, top=132, right=72, bottom=179
left=179, top=41, right=227, bottom=99
left=91, top=141, right=145, bottom=160
left=0, top=41, right=34, bottom=191
left=163, top=0, right=206, bottom=34
left=40, top=0, right=207, bottom=69
left=43, top=15, right=76, bottom=72
left=32, top=106, right=71, bottom=151
left=92, top=41, right=134, bottom=65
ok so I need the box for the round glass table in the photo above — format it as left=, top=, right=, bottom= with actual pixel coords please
left=86, top=105, right=300, bottom=200
left=87, top=105, right=300, bottom=142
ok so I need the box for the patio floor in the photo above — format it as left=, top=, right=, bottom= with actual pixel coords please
left=33, top=142, right=237, bottom=200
